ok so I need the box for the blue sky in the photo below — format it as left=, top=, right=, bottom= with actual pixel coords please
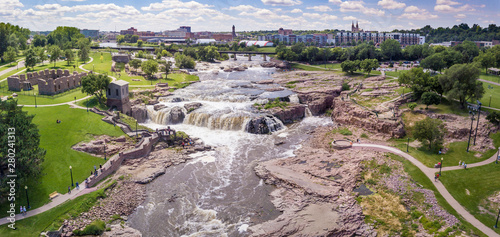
left=0, top=0, right=498, bottom=32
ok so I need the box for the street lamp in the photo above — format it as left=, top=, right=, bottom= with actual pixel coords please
left=104, top=143, right=106, bottom=161
left=406, top=137, right=409, bottom=152
left=497, top=148, right=500, bottom=164
left=34, top=93, right=37, bottom=108
left=490, top=95, right=492, bottom=107
left=495, top=208, right=500, bottom=228
left=466, top=111, right=475, bottom=152
left=474, top=101, right=482, bottom=145
left=69, top=166, right=74, bottom=187
left=24, top=186, right=30, bottom=209
left=439, top=157, right=443, bottom=176
left=136, top=120, right=138, bottom=139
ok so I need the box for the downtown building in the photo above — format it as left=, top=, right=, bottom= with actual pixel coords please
left=334, top=32, right=423, bottom=46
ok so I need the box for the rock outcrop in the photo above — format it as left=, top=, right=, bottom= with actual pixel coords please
left=246, top=115, right=283, bottom=134
left=184, top=102, right=203, bottom=113
left=332, top=99, right=405, bottom=138
left=169, top=106, right=185, bottom=124
left=264, top=103, right=306, bottom=124
left=130, top=105, right=148, bottom=123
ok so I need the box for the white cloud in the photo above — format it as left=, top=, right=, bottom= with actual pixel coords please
left=261, top=0, right=302, bottom=6
left=291, top=8, right=302, bottom=13
left=141, top=0, right=213, bottom=11
left=404, top=6, right=420, bottom=13
left=400, top=6, right=438, bottom=19
left=329, top=0, right=342, bottom=4
left=454, top=13, right=466, bottom=18
left=343, top=15, right=357, bottom=21
left=434, top=4, right=471, bottom=13
left=436, top=0, right=460, bottom=6
left=0, top=0, right=23, bottom=9
left=306, top=5, right=332, bottom=12
left=340, top=1, right=385, bottom=16
left=302, top=13, right=338, bottom=21
left=377, top=0, right=406, bottom=9
left=227, top=5, right=259, bottom=12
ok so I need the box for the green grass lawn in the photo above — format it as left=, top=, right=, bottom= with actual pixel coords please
left=0, top=88, right=88, bottom=105
left=290, top=63, right=329, bottom=71
left=479, top=81, right=500, bottom=109
left=0, top=60, right=85, bottom=81
left=384, top=70, right=401, bottom=78
left=0, top=182, right=113, bottom=236
left=479, top=72, right=500, bottom=84
left=0, top=105, right=124, bottom=218
left=392, top=132, right=500, bottom=168
left=441, top=162, right=500, bottom=235
left=82, top=51, right=112, bottom=74
left=404, top=97, right=470, bottom=117
left=387, top=153, right=486, bottom=236
left=255, top=47, right=276, bottom=53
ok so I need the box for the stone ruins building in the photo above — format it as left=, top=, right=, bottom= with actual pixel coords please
left=7, top=69, right=87, bottom=95
left=106, top=80, right=131, bottom=115
left=112, top=53, right=130, bottom=63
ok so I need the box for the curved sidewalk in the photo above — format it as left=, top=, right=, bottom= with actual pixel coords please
left=352, top=143, right=499, bottom=237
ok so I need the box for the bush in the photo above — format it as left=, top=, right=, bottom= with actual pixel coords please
left=73, top=220, right=106, bottom=236
left=408, top=102, right=417, bottom=111
left=487, top=111, right=500, bottom=125
left=361, top=133, right=369, bottom=138
left=341, top=82, right=350, bottom=91
left=338, top=127, right=352, bottom=135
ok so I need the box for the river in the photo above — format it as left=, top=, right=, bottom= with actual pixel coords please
left=128, top=56, right=333, bottom=236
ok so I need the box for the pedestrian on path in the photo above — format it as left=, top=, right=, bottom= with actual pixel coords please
left=459, top=160, right=461, bottom=166
left=94, top=165, right=97, bottom=172
left=22, top=206, right=26, bottom=215
left=20, top=206, right=23, bottom=215
left=464, top=163, right=467, bottom=169
left=435, top=173, right=440, bottom=182
left=68, top=186, right=71, bottom=194
left=76, top=182, right=79, bottom=190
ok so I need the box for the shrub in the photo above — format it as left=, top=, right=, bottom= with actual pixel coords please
left=73, top=220, right=106, bottom=236
left=118, top=175, right=124, bottom=180
left=341, top=82, right=351, bottom=91
left=487, top=111, right=500, bottom=125
left=361, top=133, right=369, bottom=138
left=338, top=128, right=352, bottom=135
left=408, top=102, right=417, bottom=111
left=366, top=178, right=377, bottom=185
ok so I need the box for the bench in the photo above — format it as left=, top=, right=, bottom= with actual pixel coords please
left=49, top=191, right=59, bottom=199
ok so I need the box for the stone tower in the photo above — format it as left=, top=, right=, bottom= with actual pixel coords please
left=232, top=25, right=236, bottom=38
left=106, top=80, right=131, bottom=115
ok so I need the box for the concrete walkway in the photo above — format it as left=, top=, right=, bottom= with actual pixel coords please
left=0, top=60, right=25, bottom=82
left=479, top=78, right=500, bottom=86
left=352, top=143, right=500, bottom=237
left=0, top=186, right=96, bottom=226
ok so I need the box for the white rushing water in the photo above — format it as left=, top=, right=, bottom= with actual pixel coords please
left=128, top=55, right=333, bottom=236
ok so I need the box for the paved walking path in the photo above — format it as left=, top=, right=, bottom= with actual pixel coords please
left=479, top=78, right=500, bottom=86
left=0, top=186, right=96, bottom=226
left=0, top=60, right=25, bottom=83
left=352, top=143, right=500, bottom=237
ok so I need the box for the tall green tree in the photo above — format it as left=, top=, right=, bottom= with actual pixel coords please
left=421, top=92, right=441, bottom=109
left=129, top=59, right=142, bottom=72
left=398, top=67, right=436, bottom=99
left=175, top=53, right=196, bottom=69
left=421, top=53, right=446, bottom=72
left=413, top=117, right=447, bottom=150
left=4, top=46, right=16, bottom=64
left=0, top=99, right=46, bottom=200
left=360, top=58, right=378, bottom=76
left=81, top=73, right=111, bottom=104
left=49, top=45, right=61, bottom=67
left=454, top=40, right=479, bottom=63
left=341, top=60, right=360, bottom=74
left=78, top=45, right=90, bottom=63
left=25, top=47, right=37, bottom=70
left=439, top=63, right=484, bottom=108
left=473, top=52, right=495, bottom=72
left=141, top=60, right=159, bottom=79
left=64, top=49, right=74, bottom=65
left=380, top=39, right=401, bottom=61
left=36, top=47, right=47, bottom=66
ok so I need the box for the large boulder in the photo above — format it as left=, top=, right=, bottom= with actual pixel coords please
left=184, top=102, right=202, bottom=113
left=246, top=115, right=283, bottom=134
left=266, top=103, right=306, bottom=124
left=130, top=105, right=148, bottom=123
left=169, top=106, right=185, bottom=124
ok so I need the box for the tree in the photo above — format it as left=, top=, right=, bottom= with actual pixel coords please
left=0, top=99, right=46, bottom=200
left=421, top=53, right=446, bottom=72
left=141, top=60, right=159, bottom=79
left=486, top=112, right=500, bottom=126
left=398, top=67, right=435, bottom=99
left=454, top=40, right=479, bottom=63
left=473, top=52, right=495, bottom=72
left=408, top=102, right=417, bottom=111
left=32, top=35, right=46, bottom=47
left=439, top=63, right=484, bottom=108
left=36, top=47, right=47, bottom=65
left=413, top=117, right=447, bottom=150
left=4, top=46, right=16, bottom=64
left=380, top=39, right=401, bottom=61
left=81, top=73, right=111, bottom=105
left=160, top=61, right=172, bottom=80
left=130, top=35, right=139, bottom=43
left=129, top=59, right=142, bottom=72
left=360, top=59, right=378, bottom=76
left=421, top=92, right=440, bottom=109
left=174, top=53, right=196, bottom=69
left=64, top=49, right=74, bottom=65
left=78, top=45, right=90, bottom=63
left=341, top=60, right=360, bottom=74
left=116, top=35, right=125, bottom=44
left=25, top=47, right=37, bottom=70
left=137, top=40, right=143, bottom=47
left=183, top=47, right=197, bottom=59
left=49, top=45, right=61, bottom=67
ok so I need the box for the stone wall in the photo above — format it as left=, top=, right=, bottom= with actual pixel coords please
left=7, top=69, right=87, bottom=95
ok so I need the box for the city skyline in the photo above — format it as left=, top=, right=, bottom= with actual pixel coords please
left=0, top=0, right=498, bottom=32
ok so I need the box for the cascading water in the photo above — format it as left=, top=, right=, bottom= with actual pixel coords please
left=128, top=55, right=333, bottom=236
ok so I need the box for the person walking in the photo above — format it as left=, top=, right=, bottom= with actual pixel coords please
left=76, top=182, right=79, bottom=190
left=435, top=173, right=440, bottom=182
left=94, top=165, right=97, bottom=172
left=23, top=206, right=26, bottom=215
left=20, top=206, right=23, bottom=215
left=464, top=163, right=467, bottom=169
left=458, top=160, right=461, bottom=166
left=68, top=186, right=71, bottom=194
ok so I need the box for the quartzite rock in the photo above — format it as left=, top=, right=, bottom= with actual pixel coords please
left=131, top=105, right=148, bottom=123
left=184, top=102, right=203, bottom=113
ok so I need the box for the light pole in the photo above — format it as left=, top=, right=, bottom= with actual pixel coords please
left=495, top=208, right=500, bottom=228
left=136, top=120, right=138, bottom=138
left=25, top=186, right=30, bottom=209
left=497, top=148, right=500, bottom=164
left=406, top=137, right=409, bottom=152
left=474, top=101, right=482, bottom=145
left=104, top=143, right=106, bottom=161
left=490, top=95, right=492, bottom=107
left=69, top=166, right=74, bottom=187
left=467, top=112, right=475, bottom=152
left=439, top=157, right=443, bottom=176
left=34, top=93, right=37, bottom=108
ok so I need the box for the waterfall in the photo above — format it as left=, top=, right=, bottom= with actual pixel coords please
left=185, top=111, right=251, bottom=131
left=305, top=107, right=313, bottom=117
left=148, top=106, right=187, bottom=125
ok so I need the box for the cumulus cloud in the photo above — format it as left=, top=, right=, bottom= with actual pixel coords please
left=291, top=9, right=302, bottom=13
left=141, top=0, right=213, bottom=11
left=343, top=15, right=357, bottom=21
left=329, top=0, right=342, bottom=4
left=400, top=6, right=438, bottom=20
left=436, top=0, right=460, bottom=6
left=434, top=4, right=471, bottom=13
left=340, top=1, right=385, bottom=16
left=306, top=5, right=332, bottom=12
left=454, top=13, right=466, bottom=18
left=261, top=0, right=302, bottom=6
left=377, top=0, right=406, bottom=9
left=1, top=0, right=24, bottom=9
left=303, top=13, right=338, bottom=20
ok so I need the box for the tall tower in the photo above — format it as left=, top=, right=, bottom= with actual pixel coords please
left=356, top=21, right=359, bottom=30
left=232, top=25, right=236, bottom=38
left=351, top=21, right=354, bottom=32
